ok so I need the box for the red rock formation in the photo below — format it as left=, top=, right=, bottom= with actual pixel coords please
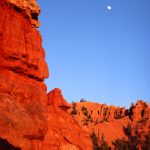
left=43, top=88, right=92, bottom=150
left=69, top=100, right=150, bottom=148
left=69, top=102, right=127, bottom=124
left=0, top=1, right=48, bottom=79
left=1, top=0, right=149, bottom=149
left=47, top=88, right=71, bottom=111
left=0, top=0, right=49, bottom=149
left=129, top=100, right=149, bottom=122
left=6, top=0, right=41, bottom=27
left=0, top=0, right=92, bottom=149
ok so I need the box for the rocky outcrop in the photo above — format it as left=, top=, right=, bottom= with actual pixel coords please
left=0, top=0, right=49, bottom=149
left=6, top=0, right=41, bottom=27
left=69, top=102, right=127, bottom=124
left=0, top=0, right=92, bottom=149
left=69, top=100, right=150, bottom=124
left=128, top=100, right=149, bottom=122
left=43, top=88, right=92, bottom=150
left=47, top=88, right=71, bottom=111
left=0, top=1, right=48, bottom=79
left=69, top=100, right=150, bottom=147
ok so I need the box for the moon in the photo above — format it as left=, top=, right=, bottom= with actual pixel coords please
left=107, top=5, right=112, bottom=10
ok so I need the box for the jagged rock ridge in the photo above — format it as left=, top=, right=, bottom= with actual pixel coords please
left=69, top=100, right=150, bottom=148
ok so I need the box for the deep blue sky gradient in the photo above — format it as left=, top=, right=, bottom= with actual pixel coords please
left=37, top=0, right=150, bottom=108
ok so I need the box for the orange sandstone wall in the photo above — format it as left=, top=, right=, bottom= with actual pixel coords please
left=0, top=1, right=92, bottom=150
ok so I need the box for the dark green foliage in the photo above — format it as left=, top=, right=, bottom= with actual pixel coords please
left=88, top=115, right=93, bottom=123
left=130, top=136, right=138, bottom=149
left=130, top=124, right=139, bottom=149
left=112, top=138, right=139, bottom=150
left=124, top=123, right=132, bottom=137
left=112, top=138, right=130, bottom=150
left=123, top=123, right=139, bottom=150
left=113, top=127, right=150, bottom=150
left=90, top=132, right=110, bottom=150
left=81, top=106, right=93, bottom=124
left=80, top=98, right=86, bottom=102
left=99, top=134, right=110, bottom=150
left=142, top=131, right=150, bottom=150
left=90, top=132, right=100, bottom=150
left=134, top=124, right=138, bottom=135
left=128, top=103, right=135, bottom=120
left=87, top=114, right=93, bottom=122
left=71, top=103, right=77, bottom=115
left=81, top=106, right=88, bottom=116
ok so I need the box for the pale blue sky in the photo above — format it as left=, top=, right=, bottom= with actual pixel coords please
left=38, top=0, right=150, bottom=108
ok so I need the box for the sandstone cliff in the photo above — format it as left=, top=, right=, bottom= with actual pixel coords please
left=0, top=1, right=92, bottom=149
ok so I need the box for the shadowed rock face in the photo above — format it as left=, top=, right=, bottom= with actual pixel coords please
left=0, top=138, right=21, bottom=150
left=0, top=1, right=92, bottom=149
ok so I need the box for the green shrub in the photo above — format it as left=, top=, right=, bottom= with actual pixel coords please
left=124, top=123, right=132, bottom=137
left=71, top=103, right=77, bottom=115
left=90, top=132, right=110, bottom=150
left=81, top=106, right=88, bottom=116
left=99, top=134, right=110, bottom=150
left=142, top=131, right=150, bottom=150
left=80, top=98, right=86, bottom=102
left=112, top=138, right=131, bottom=150
left=90, top=132, right=100, bottom=150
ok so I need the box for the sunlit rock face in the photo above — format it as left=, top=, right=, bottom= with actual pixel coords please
left=0, top=1, right=93, bottom=149
left=47, top=88, right=71, bottom=111
left=44, top=88, right=92, bottom=150
left=6, top=0, right=41, bottom=27
left=69, top=100, right=150, bottom=148
left=0, top=0, right=48, bottom=80
left=129, top=100, right=149, bottom=122
left=0, top=0, right=49, bottom=149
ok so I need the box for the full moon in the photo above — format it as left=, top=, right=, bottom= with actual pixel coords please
left=107, top=5, right=112, bottom=10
